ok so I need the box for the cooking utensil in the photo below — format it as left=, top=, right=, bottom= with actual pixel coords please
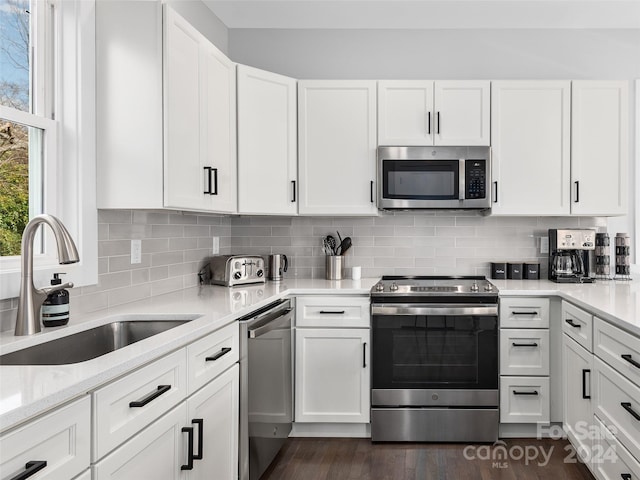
left=339, top=237, right=352, bottom=255
left=325, top=235, right=337, bottom=255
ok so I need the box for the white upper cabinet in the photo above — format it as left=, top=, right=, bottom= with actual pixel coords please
left=298, top=80, right=378, bottom=216
left=237, top=65, right=297, bottom=215
left=164, top=5, right=236, bottom=213
left=378, top=80, right=490, bottom=146
left=571, top=81, right=628, bottom=216
left=491, top=81, right=571, bottom=215
left=97, top=3, right=236, bottom=213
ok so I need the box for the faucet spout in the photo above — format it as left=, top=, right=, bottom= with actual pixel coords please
left=15, top=214, right=80, bottom=336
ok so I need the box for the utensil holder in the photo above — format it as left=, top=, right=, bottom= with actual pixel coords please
left=325, top=256, right=343, bottom=280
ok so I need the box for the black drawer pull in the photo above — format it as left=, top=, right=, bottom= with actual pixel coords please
left=363, top=342, right=367, bottom=369
left=513, top=390, right=539, bottom=396
left=621, top=402, right=640, bottom=421
left=319, top=310, right=345, bottom=315
left=621, top=474, right=632, bottom=480
left=206, top=347, right=232, bottom=362
left=9, top=461, right=47, bottom=480
left=181, top=426, right=195, bottom=470
left=565, top=319, right=581, bottom=329
left=192, top=418, right=204, bottom=460
left=291, top=180, right=296, bottom=203
left=512, top=342, right=539, bottom=347
left=582, top=369, right=591, bottom=399
left=129, top=385, right=171, bottom=408
left=622, top=354, right=640, bottom=369
left=203, top=166, right=212, bottom=194
left=211, top=168, right=218, bottom=195
left=512, top=311, right=538, bottom=316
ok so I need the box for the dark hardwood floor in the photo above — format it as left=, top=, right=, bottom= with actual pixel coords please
left=261, top=438, right=595, bottom=480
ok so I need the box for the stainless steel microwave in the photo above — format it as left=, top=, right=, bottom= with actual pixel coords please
left=377, top=146, right=491, bottom=210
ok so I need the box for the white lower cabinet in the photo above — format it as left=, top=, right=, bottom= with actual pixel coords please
left=500, top=376, right=550, bottom=423
left=562, top=333, right=594, bottom=463
left=93, top=403, right=188, bottom=480
left=0, top=396, right=90, bottom=480
left=593, top=416, right=640, bottom=480
left=295, top=328, right=370, bottom=423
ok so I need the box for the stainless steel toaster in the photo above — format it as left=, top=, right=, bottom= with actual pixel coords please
left=207, top=255, right=266, bottom=287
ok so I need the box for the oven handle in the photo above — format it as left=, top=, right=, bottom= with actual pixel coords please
left=371, top=304, right=498, bottom=316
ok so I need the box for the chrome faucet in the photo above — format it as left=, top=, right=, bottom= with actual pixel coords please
left=15, top=214, right=80, bottom=336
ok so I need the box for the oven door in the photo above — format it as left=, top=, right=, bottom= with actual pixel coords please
left=371, top=304, right=498, bottom=406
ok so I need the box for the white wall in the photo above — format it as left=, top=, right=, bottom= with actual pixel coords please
left=229, top=27, right=639, bottom=263
left=168, top=0, right=229, bottom=54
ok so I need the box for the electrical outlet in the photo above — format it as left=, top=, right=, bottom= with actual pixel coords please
left=212, top=237, right=220, bottom=254
left=131, top=239, right=142, bottom=264
left=540, top=236, right=549, bottom=254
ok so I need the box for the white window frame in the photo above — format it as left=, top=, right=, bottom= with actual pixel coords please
left=0, top=0, right=97, bottom=300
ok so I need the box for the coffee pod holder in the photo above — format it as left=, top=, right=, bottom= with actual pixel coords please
left=614, top=233, right=632, bottom=281
left=595, top=233, right=612, bottom=281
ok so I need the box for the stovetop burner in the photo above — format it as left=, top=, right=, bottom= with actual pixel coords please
left=371, top=275, right=499, bottom=297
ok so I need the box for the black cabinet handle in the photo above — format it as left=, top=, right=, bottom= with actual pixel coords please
left=181, top=426, right=195, bottom=470
left=621, top=402, right=640, bottom=421
left=370, top=181, right=374, bottom=203
left=427, top=111, right=431, bottom=134
left=211, top=168, right=218, bottom=195
left=565, top=319, right=581, bottom=329
left=582, top=369, right=591, bottom=399
left=512, top=311, right=538, bottom=316
left=129, top=385, right=171, bottom=408
left=291, top=180, right=296, bottom=202
left=319, top=310, right=345, bottom=315
left=574, top=181, right=580, bottom=203
left=192, top=418, right=204, bottom=460
left=622, top=354, right=640, bottom=369
left=9, top=461, right=47, bottom=480
left=206, top=347, right=232, bottom=362
left=512, top=342, right=539, bottom=347
left=513, top=390, right=539, bottom=396
left=436, top=111, right=441, bottom=134
left=493, top=181, right=498, bottom=203
left=363, top=342, right=367, bottom=368
left=621, top=474, right=632, bottom=480
left=203, top=167, right=212, bottom=194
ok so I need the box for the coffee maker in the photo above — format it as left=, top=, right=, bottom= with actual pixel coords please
left=548, top=229, right=596, bottom=283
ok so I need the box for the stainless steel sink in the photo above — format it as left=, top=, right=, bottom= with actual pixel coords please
left=0, top=320, right=191, bottom=365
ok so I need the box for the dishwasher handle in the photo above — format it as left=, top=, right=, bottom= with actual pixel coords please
left=248, top=309, right=292, bottom=338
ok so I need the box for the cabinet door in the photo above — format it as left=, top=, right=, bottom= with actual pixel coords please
left=187, top=365, right=239, bottom=480
left=571, top=81, right=628, bottom=216
left=295, top=328, right=370, bottom=423
left=562, top=334, right=593, bottom=463
left=237, top=65, right=297, bottom=215
left=434, top=81, right=490, bottom=146
left=491, top=81, right=571, bottom=215
left=201, top=40, right=237, bottom=213
left=298, top=81, right=378, bottom=215
left=377, top=81, right=434, bottom=146
left=164, top=6, right=204, bottom=211
left=93, top=403, right=188, bottom=480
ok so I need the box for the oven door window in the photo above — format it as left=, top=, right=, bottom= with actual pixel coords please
left=372, top=315, right=498, bottom=390
left=382, top=160, right=459, bottom=200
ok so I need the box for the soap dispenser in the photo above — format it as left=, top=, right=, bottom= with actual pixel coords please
left=42, top=273, right=70, bottom=327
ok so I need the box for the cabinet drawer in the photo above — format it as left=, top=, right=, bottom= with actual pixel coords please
left=296, top=296, right=370, bottom=328
left=187, top=322, right=239, bottom=395
left=500, top=329, right=549, bottom=376
left=562, top=302, right=593, bottom=352
left=92, top=348, right=187, bottom=461
left=500, top=297, right=549, bottom=328
left=500, top=376, right=550, bottom=423
left=593, top=357, right=640, bottom=461
left=594, top=317, right=640, bottom=388
left=0, top=396, right=90, bottom=480
left=592, top=416, right=640, bottom=480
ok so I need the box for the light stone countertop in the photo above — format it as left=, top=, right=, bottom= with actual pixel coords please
left=1, top=275, right=639, bottom=434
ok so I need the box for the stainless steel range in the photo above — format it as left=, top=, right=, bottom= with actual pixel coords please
left=370, top=276, right=499, bottom=443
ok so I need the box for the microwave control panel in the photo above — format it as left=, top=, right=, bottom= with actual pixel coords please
left=465, top=160, right=486, bottom=199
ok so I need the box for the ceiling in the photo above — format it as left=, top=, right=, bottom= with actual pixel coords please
left=204, top=0, right=640, bottom=29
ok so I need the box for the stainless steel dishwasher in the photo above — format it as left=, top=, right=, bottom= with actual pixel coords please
left=239, top=298, right=293, bottom=480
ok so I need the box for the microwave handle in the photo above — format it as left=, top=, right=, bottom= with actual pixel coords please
left=458, top=159, right=465, bottom=200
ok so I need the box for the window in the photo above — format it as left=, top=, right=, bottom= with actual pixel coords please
left=0, top=0, right=97, bottom=299
left=1, top=0, right=55, bottom=256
